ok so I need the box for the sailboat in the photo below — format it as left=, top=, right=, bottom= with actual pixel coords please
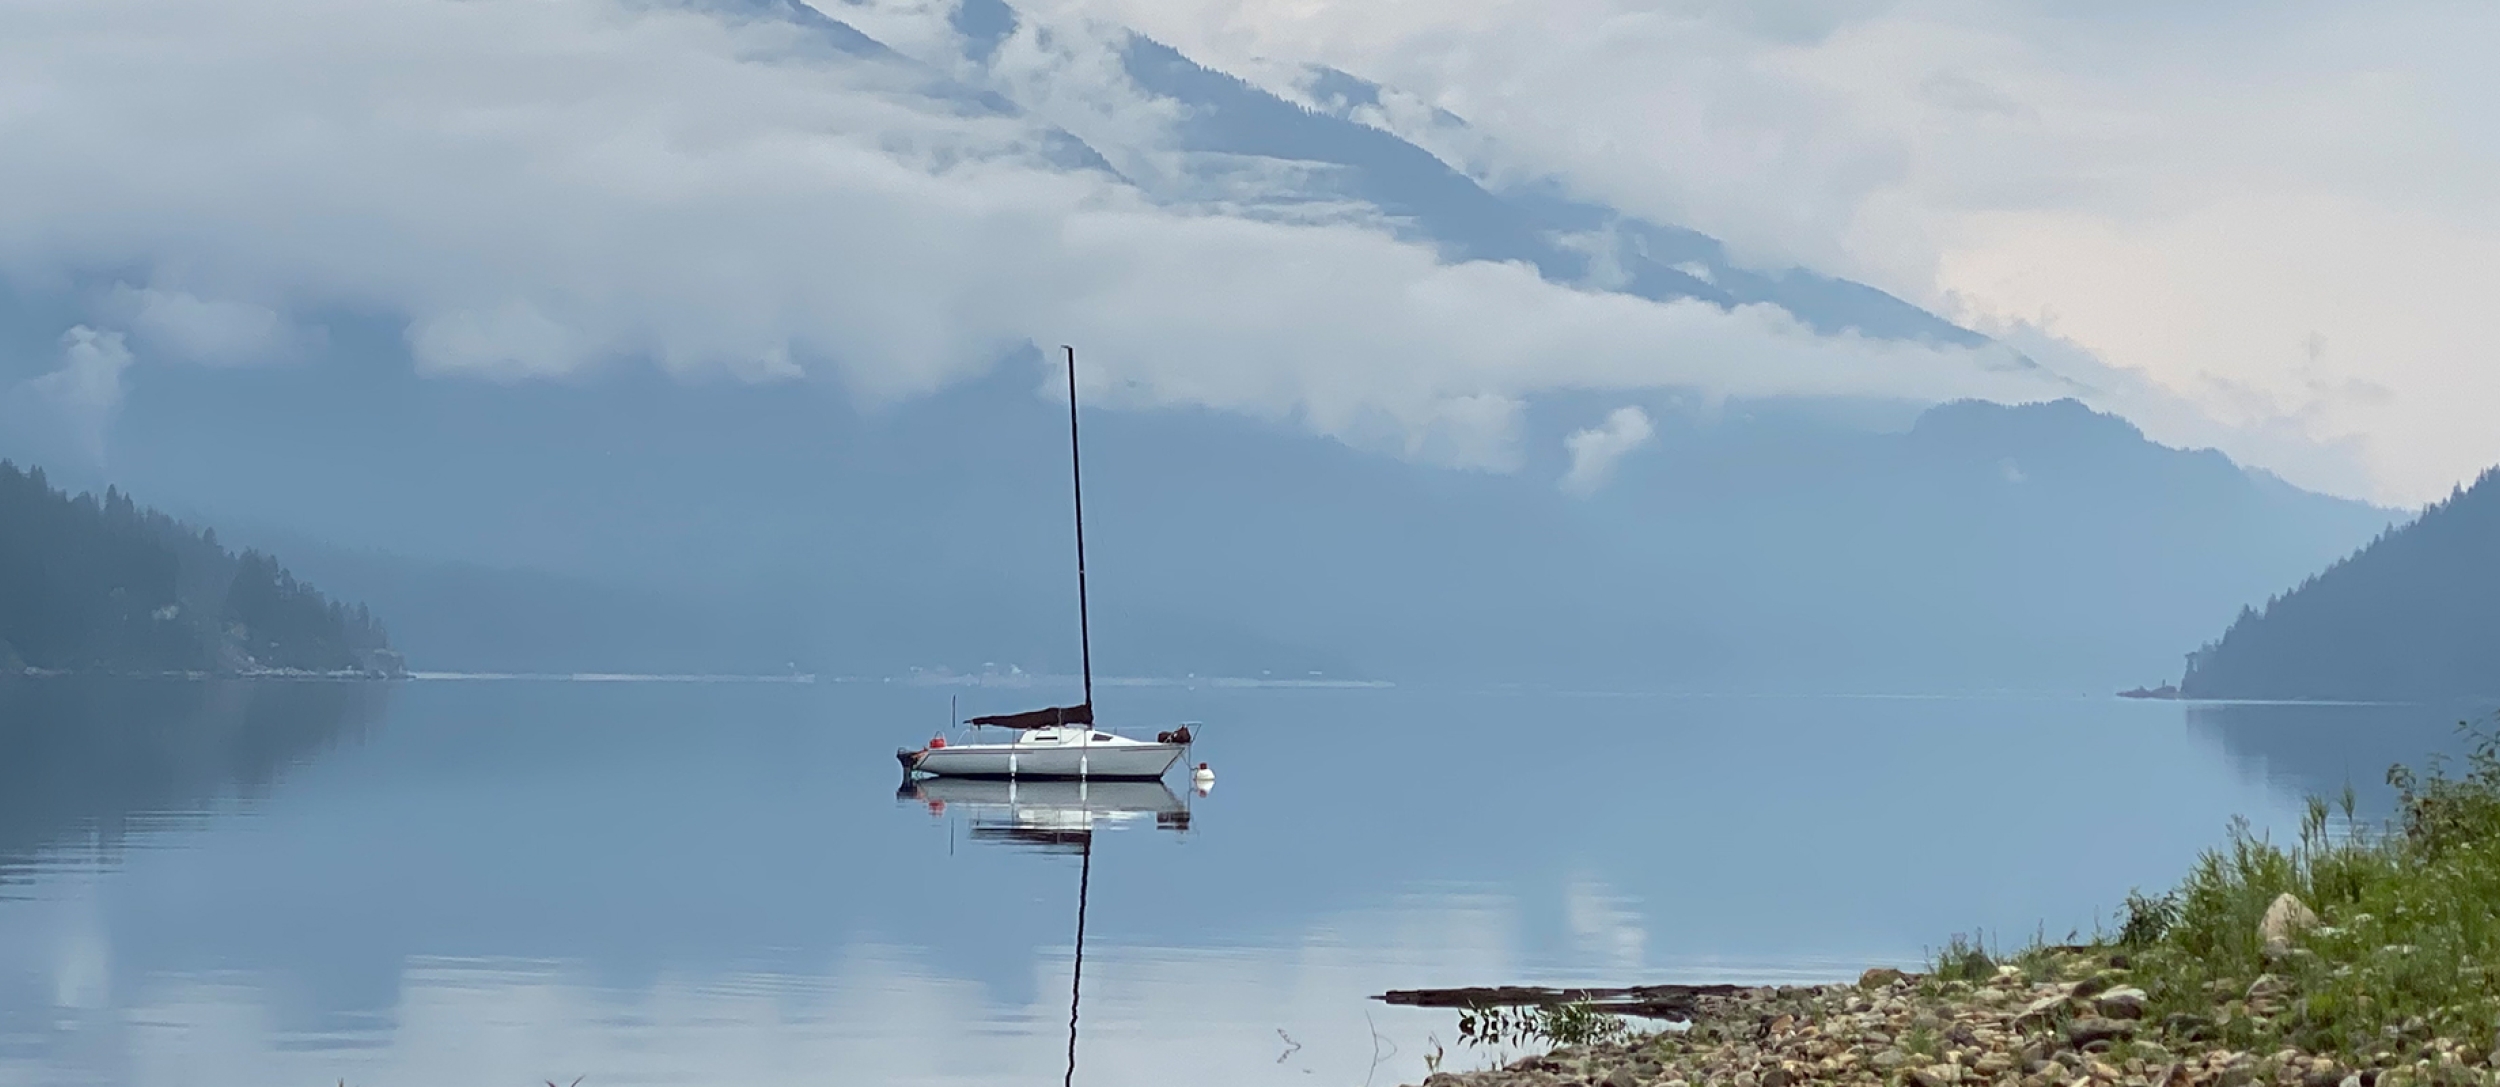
left=896, top=346, right=1193, bottom=782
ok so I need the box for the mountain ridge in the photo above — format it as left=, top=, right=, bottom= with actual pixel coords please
left=19, top=344, right=2383, bottom=691
left=0, top=0, right=2393, bottom=691
left=0, top=461, right=400, bottom=676
left=843, top=0, right=1997, bottom=349
left=2178, top=466, right=2500, bottom=701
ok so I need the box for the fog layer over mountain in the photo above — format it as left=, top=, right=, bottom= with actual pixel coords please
left=0, top=0, right=2396, bottom=692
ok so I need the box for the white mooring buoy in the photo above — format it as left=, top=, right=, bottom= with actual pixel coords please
left=1190, top=762, right=1215, bottom=796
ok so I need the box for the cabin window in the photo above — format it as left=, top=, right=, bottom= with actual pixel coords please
left=1092, top=733, right=1112, bottom=742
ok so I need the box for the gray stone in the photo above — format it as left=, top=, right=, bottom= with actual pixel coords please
left=2095, top=987, right=2150, bottom=1020
left=2065, top=1017, right=2136, bottom=1049
left=1601, top=1069, right=1641, bottom=1087
left=2016, top=992, right=2066, bottom=1021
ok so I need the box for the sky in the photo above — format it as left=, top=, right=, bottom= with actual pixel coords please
left=1, top=0, right=2488, bottom=503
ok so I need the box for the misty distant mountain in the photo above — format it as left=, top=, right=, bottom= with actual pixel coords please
left=2180, top=467, right=2500, bottom=701
left=0, top=0, right=2395, bottom=690
left=1, top=345, right=2389, bottom=691
left=247, top=546, right=806, bottom=678
left=0, top=462, right=396, bottom=675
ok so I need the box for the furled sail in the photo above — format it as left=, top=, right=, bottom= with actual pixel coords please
left=966, top=703, right=1094, bottom=730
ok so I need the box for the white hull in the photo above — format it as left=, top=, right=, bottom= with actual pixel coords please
left=908, top=740, right=1184, bottom=780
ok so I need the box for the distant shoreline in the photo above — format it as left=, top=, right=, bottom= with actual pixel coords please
left=4, top=667, right=402, bottom=682
left=2116, top=686, right=2434, bottom=707
left=406, top=671, right=818, bottom=683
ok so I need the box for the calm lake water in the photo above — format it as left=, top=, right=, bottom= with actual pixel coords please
left=0, top=678, right=2484, bottom=1086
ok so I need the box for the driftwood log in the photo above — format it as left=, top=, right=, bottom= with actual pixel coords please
left=1373, top=984, right=1749, bottom=1021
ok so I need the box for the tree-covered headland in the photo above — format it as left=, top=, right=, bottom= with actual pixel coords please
left=0, top=461, right=399, bottom=676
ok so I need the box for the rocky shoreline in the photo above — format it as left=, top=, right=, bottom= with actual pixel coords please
left=1409, top=951, right=2492, bottom=1087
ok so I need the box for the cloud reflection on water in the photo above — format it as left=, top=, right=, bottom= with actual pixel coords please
left=0, top=680, right=2393, bottom=1085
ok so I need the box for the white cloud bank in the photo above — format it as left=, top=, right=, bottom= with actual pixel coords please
left=8, top=328, right=137, bottom=463
left=1040, top=0, right=2500, bottom=503
left=103, top=286, right=321, bottom=367
left=0, top=0, right=2066, bottom=473
left=1559, top=405, right=1653, bottom=496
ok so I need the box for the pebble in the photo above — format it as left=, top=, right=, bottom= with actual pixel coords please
left=1399, top=951, right=2497, bottom=1087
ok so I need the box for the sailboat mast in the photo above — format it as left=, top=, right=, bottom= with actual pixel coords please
left=1064, top=345, right=1094, bottom=711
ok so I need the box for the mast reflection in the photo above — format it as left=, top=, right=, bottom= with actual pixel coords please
left=896, top=777, right=1193, bottom=1084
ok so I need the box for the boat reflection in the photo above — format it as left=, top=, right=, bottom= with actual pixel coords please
left=896, top=770, right=1202, bottom=1083
left=897, top=777, right=1190, bottom=853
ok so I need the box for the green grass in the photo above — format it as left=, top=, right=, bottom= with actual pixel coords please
left=1929, top=932, right=2001, bottom=984
left=1964, top=719, right=2500, bottom=1071
left=1455, top=719, right=2500, bottom=1074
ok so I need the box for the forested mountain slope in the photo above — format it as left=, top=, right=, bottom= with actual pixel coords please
left=0, top=462, right=397, bottom=675
left=2180, top=467, right=2500, bottom=701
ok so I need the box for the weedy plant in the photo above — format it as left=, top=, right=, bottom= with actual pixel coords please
left=2117, top=886, right=2184, bottom=948
left=1455, top=1001, right=1631, bottom=1051
left=1928, top=932, right=2002, bottom=983
left=2079, top=718, right=2500, bottom=1065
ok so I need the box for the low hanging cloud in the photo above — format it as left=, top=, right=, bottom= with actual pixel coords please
left=1559, top=406, right=1654, bottom=496
left=10, top=327, right=137, bottom=463
left=101, top=285, right=322, bottom=367
left=0, top=0, right=2066, bottom=472
left=1025, top=0, right=2500, bottom=502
